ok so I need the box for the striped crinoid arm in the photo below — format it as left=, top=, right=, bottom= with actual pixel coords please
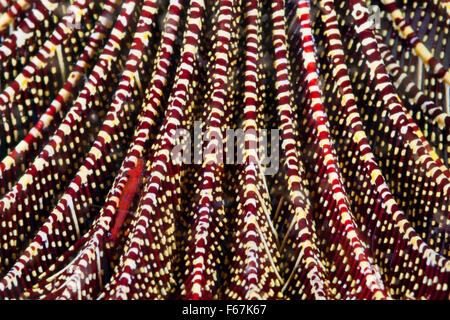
left=315, top=0, right=449, bottom=299
left=374, top=0, right=450, bottom=115
left=0, top=0, right=102, bottom=156
left=283, top=0, right=388, bottom=299
left=375, top=34, right=450, bottom=253
left=342, top=0, right=450, bottom=257
left=376, top=35, right=450, bottom=167
left=372, top=0, right=450, bottom=175
left=0, top=0, right=449, bottom=301
left=222, top=0, right=285, bottom=300
left=379, top=0, right=450, bottom=85
left=370, top=7, right=450, bottom=174
left=376, top=32, right=450, bottom=132
left=36, top=0, right=189, bottom=300
left=180, top=0, right=232, bottom=300
left=0, top=0, right=91, bottom=83
left=0, top=0, right=70, bottom=80
left=98, top=0, right=205, bottom=300
left=260, top=0, right=332, bottom=300
left=440, top=0, right=450, bottom=16
left=12, top=0, right=166, bottom=300
left=0, top=0, right=52, bottom=63
left=18, top=232, right=102, bottom=299
left=52, top=0, right=187, bottom=300
left=0, top=0, right=139, bottom=275
left=0, top=0, right=33, bottom=33
left=0, top=0, right=119, bottom=195
left=0, top=0, right=149, bottom=297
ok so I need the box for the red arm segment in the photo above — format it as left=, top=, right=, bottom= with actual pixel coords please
left=110, top=158, right=145, bottom=241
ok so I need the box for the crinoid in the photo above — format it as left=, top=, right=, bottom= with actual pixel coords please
left=0, top=0, right=448, bottom=300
